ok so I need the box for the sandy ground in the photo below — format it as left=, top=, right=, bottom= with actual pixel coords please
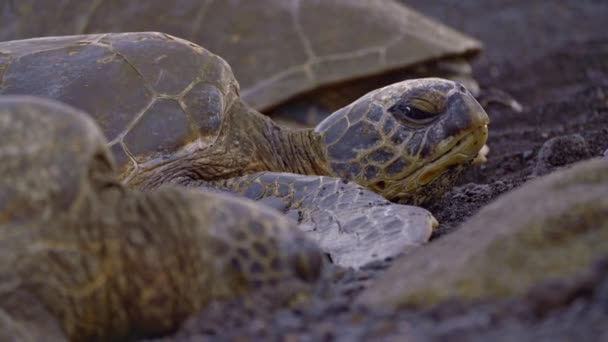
left=159, top=1, right=608, bottom=340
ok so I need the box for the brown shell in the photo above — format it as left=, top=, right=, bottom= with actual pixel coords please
left=0, top=32, right=238, bottom=178
left=0, top=0, right=481, bottom=112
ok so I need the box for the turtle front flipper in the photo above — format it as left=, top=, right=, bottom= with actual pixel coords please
left=179, top=172, right=438, bottom=269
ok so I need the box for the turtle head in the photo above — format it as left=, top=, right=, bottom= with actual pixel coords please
left=315, top=78, right=489, bottom=205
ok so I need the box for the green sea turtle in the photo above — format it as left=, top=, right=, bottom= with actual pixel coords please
left=0, top=32, right=488, bottom=266
left=0, top=95, right=324, bottom=341
left=0, top=0, right=482, bottom=125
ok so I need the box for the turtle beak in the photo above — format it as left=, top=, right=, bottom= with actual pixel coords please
left=465, top=93, right=490, bottom=128
left=463, top=91, right=490, bottom=165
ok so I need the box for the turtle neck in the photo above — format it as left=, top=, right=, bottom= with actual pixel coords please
left=254, top=108, right=330, bottom=176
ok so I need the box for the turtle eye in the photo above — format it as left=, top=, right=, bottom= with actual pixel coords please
left=388, top=102, right=438, bottom=125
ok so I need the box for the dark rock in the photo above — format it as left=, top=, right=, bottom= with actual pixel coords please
left=359, top=158, right=608, bottom=309
left=406, top=257, right=608, bottom=342
left=533, top=134, right=590, bottom=175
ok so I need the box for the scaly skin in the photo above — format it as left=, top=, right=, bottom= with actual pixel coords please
left=0, top=96, right=323, bottom=341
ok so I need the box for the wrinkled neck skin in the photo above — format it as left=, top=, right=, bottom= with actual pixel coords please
left=132, top=101, right=329, bottom=190
left=253, top=106, right=330, bottom=177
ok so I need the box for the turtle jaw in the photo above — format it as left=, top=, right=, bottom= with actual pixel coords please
left=408, top=89, right=490, bottom=191
left=380, top=86, right=490, bottom=204
left=385, top=122, right=489, bottom=205
left=417, top=123, right=488, bottom=186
